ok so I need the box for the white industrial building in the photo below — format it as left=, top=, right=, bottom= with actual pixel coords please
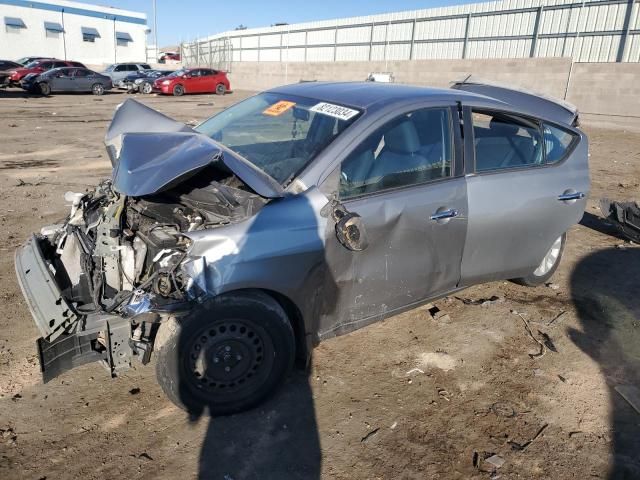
left=0, top=0, right=148, bottom=65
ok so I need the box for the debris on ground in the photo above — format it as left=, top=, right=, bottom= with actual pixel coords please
left=545, top=282, right=560, bottom=290
left=129, top=387, right=141, bottom=395
left=600, top=198, right=640, bottom=242
left=427, top=305, right=451, bottom=322
left=514, top=311, right=548, bottom=359
left=546, top=311, right=567, bottom=327
left=485, top=454, right=505, bottom=469
left=537, top=331, right=558, bottom=353
left=508, top=423, right=548, bottom=451
left=361, top=427, right=380, bottom=443
left=490, top=402, right=517, bottom=418
left=614, top=385, right=640, bottom=415
left=455, top=295, right=504, bottom=307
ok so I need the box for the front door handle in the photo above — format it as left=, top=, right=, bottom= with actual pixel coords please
left=430, top=209, right=459, bottom=221
left=557, top=192, right=585, bottom=201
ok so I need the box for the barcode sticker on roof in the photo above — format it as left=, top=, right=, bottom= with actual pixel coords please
left=310, top=102, right=359, bottom=121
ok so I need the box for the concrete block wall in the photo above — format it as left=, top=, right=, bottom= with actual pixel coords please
left=226, top=58, right=640, bottom=130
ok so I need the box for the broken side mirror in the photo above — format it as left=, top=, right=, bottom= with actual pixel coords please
left=332, top=204, right=368, bottom=251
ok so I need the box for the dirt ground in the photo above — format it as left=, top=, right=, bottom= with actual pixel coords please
left=0, top=87, right=638, bottom=480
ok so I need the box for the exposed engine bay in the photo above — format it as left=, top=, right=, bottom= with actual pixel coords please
left=27, top=166, right=267, bottom=380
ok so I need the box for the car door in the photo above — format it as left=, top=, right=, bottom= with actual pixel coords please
left=201, top=69, right=217, bottom=93
left=72, top=68, right=92, bottom=91
left=459, top=106, right=589, bottom=285
left=321, top=105, right=468, bottom=334
left=187, top=69, right=204, bottom=92
left=51, top=69, right=75, bottom=91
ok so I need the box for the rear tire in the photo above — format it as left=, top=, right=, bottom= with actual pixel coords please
left=92, top=83, right=104, bottom=95
left=513, top=233, right=566, bottom=287
left=172, top=84, right=184, bottom=96
left=38, top=82, right=50, bottom=96
left=215, top=83, right=226, bottom=95
left=155, top=291, right=295, bottom=416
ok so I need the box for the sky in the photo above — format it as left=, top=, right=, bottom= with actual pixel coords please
left=79, top=0, right=480, bottom=47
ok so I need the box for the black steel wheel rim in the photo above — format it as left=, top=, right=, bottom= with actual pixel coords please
left=184, top=319, right=274, bottom=395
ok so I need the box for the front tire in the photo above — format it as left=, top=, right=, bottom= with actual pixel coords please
left=38, top=82, right=51, bottom=96
left=92, top=83, right=104, bottom=95
left=155, top=291, right=295, bottom=415
left=141, top=82, right=153, bottom=94
left=172, top=84, right=184, bottom=96
left=513, top=233, right=566, bottom=287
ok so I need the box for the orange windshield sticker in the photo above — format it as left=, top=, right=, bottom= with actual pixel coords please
left=263, top=100, right=296, bottom=116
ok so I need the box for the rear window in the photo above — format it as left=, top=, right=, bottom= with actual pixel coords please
left=543, top=123, right=578, bottom=164
left=472, top=111, right=543, bottom=172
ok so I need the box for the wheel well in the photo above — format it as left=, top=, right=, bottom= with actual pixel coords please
left=257, top=289, right=308, bottom=367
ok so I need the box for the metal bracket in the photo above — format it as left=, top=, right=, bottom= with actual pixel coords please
left=105, top=317, right=133, bottom=377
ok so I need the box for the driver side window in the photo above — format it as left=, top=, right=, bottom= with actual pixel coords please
left=340, top=107, right=452, bottom=199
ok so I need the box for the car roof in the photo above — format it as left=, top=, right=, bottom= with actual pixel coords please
left=268, top=81, right=493, bottom=110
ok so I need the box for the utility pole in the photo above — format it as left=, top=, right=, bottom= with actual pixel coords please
left=153, top=0, right=158, bottom=60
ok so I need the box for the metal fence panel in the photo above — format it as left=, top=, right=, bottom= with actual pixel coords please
left=181, top=0, right=640, bottom=67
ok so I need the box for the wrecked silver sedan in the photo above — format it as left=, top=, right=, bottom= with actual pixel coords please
left=15, top=81, right=589, bottom=414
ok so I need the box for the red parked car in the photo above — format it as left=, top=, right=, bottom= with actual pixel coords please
left=153, top=68, right=230, bottom=96
left=9, top=59, right=85, bottom=85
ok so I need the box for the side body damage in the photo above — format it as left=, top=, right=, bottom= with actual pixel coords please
left=14, top=82, right=590, bottom=413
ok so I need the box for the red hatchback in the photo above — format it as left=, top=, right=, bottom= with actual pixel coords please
left=153, top=68, right=230, bottom=96
left=9, top=59, right=86, bottom=85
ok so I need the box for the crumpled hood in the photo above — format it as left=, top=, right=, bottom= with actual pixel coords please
left=104, top=99, right=284, bottom=198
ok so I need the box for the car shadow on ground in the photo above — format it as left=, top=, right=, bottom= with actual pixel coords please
left=196, top=369, right=321, bottom=480
left=569, top=245, right=640, bottom=479
left=171, top=193, right=334, bottom=479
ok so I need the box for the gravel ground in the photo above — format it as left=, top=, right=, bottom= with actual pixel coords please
left=0, top=87, right=638, bottom=480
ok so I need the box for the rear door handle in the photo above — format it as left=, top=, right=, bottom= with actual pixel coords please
left=557, top=192, right=585, bottom=201
left=430, top=209, right=459, bottom=221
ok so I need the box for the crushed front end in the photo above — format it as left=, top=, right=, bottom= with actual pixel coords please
left=15, top=173, right=266, bottom=382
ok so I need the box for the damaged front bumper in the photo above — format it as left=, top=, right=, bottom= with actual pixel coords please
left=16, top=235, right=126, bottom=381
left=15, top=234, right=164, bottom=382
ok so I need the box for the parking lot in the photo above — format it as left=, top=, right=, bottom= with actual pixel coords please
left=0, top=88, right=639, bottom=479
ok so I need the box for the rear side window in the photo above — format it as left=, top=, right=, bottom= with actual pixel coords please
left=340, top=107, right=452, bottom=199
left=543, top=123, right=578, bottom=164
left=472, top=111, right=543, bottom=172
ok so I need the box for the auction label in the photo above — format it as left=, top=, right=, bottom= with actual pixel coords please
left=263, top=100, right=296, bottom=116
left=310, top=102, right=359, bottom=121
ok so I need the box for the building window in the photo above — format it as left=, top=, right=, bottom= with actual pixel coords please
left=44, top=21, right=64, bottom=39
left=115, top=31, right=133, bottom=47
left=4, top=16, right=26, bottom=33
left=81, top=26, right=100, bottom=43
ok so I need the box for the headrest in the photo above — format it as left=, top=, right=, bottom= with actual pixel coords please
left=489, top=118, right=519, bottom=136
left=384, top=120, right=421, bottom=153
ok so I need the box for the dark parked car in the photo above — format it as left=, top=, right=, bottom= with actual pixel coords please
left=21, top=67, right=112, bottom=95
left=9, top=59, right=85, bottom=85
left=153, top=67, right=230, bottom=95
left=15, top=81, right=589, bottom=415
left=118, top=69, right=174, bottom=94
left=0, top=60, right=22, bottom=71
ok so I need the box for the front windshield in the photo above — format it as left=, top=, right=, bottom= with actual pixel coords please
left=168, top=69, right=187, bottom=77
left=196, top=92, right=361, bottom=185
left=104, top=64, right=115, bottom=72
left=24, top=61, right=40, bottom=68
